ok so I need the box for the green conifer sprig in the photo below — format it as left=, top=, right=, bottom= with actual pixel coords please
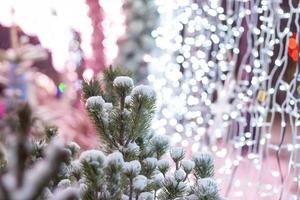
left=82, top=79, right=102, bottom=101
left=128, top=93, right=156, bottom=143
left=160, top=176, right=187, bottom=199
left=81, top=160, right=103, bottom=199
left=102, top=66, right=132, bottom=104
left=83, top=67, right=156, bottom=156
left=0, top=104, right=75, bottom=200
left=193, top=153, right=214, bottom=179
left=80, top=67, right=223, bottom=200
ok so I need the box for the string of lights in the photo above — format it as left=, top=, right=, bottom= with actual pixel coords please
left=149, top=0, right=300, bottom=199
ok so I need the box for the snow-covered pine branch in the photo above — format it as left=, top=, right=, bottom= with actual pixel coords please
left=78, top=67, right=225, bottom=200
left=0, top=104, right=79, bottom=200
left=0, top=67, right=225, bottom=200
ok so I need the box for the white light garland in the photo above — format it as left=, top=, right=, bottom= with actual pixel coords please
left=149, top=0, right=300, bottom=199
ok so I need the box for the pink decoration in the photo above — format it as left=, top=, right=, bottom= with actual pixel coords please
left=86, top=0, right=105, bottom=72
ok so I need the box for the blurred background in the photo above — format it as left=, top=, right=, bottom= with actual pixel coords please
left=0, top=0, right=299, bottom=199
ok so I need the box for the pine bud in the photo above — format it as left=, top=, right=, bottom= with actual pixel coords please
left=71, top=160, right=81, bottom=171
left=67, top=142, right=80, bottom=156
left=86, top=96, right=105, bottom=109
left=131, top=85, right=156, bottom=98
left=153, top=173, right=164, bottom=186
left=57, top=179, right=71, bottom=189
left=193, top=153, right=213, bottom=164
left=133, top=175, right=148, bottom=191
left=138, top=192, right=154, bottom=200
left=192, top=153, right=214, bottom=178
left=124, top=142, right=140, bottom=156
left=193, top=178, right=219, bottom=198
left=170, top=147, right=185, bottom=162
left=143, top=157, right=157, bottom=169
left=124, top=160, right=141, bottom=178
left=157, top=159, right=170, bottom=174
left=150, top=135, right=169, bottom=158
left=79, top=150, right=105, bottom=167
left=113, top=76, right=134, bottom=96
left=174, top=169, right=186, bottom=182
left=113, top=76, right=134, bottom=88
left=181, top=160, right=195, bottom=173
left=106, top=151, right=124, bottom=169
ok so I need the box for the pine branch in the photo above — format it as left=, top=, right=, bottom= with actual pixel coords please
left=0, top=104, right=73, bottom=200
left=15, top=103, right=32, bottom=187
left=128, top=95, right=156, bottom=144
left=160, top=177, right=186, bottom=200
left=80, top=67, right=223, bottom=200
left=82, top=79, right=102, bottom=101
left=87, top=105, right=119, bottom=152
left=193, top=153, right=214, bottom=179
left=102, top=66, right=132, bottom=104
left=81, top=161, right=102, bottom=199
left=19, top=142, right=69, bottom=200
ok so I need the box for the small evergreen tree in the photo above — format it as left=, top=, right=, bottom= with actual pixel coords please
left=0, top=67, right=225, bottom=200
left=79, top=67, right=225, bottom=200
left=0, top=103, right=79, bottom=200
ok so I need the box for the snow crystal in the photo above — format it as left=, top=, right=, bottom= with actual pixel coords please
left=143, top=157, right=157, bottom=168
left=106, top=151, right=124, bottom=167
left=165, top=176, right=178, bottom=187
left=131, top=85, right=156, bottom=98
left=181, top=160, right=195, bottom=172
left=103, top=102, right=113, bottom=110
left=194, top=178, right=218, bottom=197
left=153, top=173, right=164, bottom=185
left=86, top=96, right=105, bottom=108
left=139, top=192, right=154, bottom=200
left=170, top=147, right=185, bottom=161
left=157, top=159, right=170, bottom=170
left=79, top=150, right=105, bottom=166
left=151, top=134, right=169, bottom=147
left=124, top=160, right=141, bottom=177
left=133, top=175, right=148, bottom=191
left=101, top=112, right=109, bottom=123
left=71, top=160, right=82, bottom=172
left=164, top=176, right=186, bottom=190
left=113, top=76, right=134, bottom=88
left=125, top=95, right=132, bottom=104
left=57, top=179, right=71, bottom=189
left=51, top=187, right=79, bottom=200
left=127, top=142, right=140, bottom=153
left=192, top=153, right=213, bottom=164
left=174, top=169, right=186, bottom=181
